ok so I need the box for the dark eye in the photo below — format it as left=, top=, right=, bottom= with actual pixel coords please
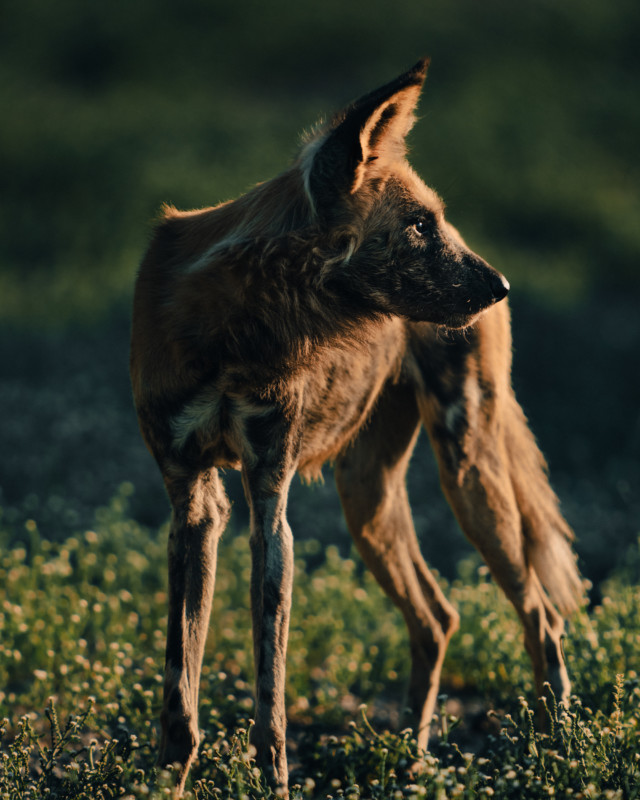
left=413, top=220, right=427, bottom=235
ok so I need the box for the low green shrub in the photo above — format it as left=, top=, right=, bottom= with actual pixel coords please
left=1, top=488, right=639, bottom=797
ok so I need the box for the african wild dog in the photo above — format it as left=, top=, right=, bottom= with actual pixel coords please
left=130, top=59, right=583, bottom=795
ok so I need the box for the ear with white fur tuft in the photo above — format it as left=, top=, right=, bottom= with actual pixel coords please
left=303, top=58, right=429, bottom=216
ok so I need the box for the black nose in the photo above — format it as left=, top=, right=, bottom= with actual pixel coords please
left=491, top=272, right=510, bottom=301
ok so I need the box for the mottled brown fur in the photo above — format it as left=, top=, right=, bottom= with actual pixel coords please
left=130, top=59, right=583, bottom=796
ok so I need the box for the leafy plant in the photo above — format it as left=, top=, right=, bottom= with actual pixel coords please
left=1, top=491, right=639, bottom=796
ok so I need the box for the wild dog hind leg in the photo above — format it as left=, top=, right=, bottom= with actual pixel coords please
left=335, top=380, right=460, bottom=750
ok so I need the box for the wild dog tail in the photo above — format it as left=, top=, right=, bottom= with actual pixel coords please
left=527, top=524, right=584, bottom=616
left=506, top=398, right=586, bottom=616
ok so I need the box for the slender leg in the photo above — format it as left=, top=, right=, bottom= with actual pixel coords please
left=158, top=467, right=230, bottom=794
left=411, top=311, right=579, bottom=707
left=335, top=381, right=459, bottom=750
left=241, top=406, right=299, bottom=795
left=427, top=438, right=571, bottom=704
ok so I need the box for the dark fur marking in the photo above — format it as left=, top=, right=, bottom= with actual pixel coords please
left=168, top=688, right=183, bottom=713
left=409, top=326, right=478, bottom=408
left=368, top=104, right=397, bottom=148
left=431, top=421, right=465, bottom=474
left=244, top=408, right=288, bottom=460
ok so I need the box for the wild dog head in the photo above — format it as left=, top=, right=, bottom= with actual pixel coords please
left=300, top=58, right=509, bottom=328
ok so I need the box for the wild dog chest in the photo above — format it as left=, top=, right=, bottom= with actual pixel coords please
left=168, top=322, right=405, bottom=476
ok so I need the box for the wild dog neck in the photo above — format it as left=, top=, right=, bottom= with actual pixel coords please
left=163, top=175, right=389, bottom=376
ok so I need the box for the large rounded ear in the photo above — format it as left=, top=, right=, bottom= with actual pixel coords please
left=302, top=58, right=429, bottom=216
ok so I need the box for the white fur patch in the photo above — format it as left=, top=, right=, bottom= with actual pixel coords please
left=171, top=387, right=223, bottom=449
left=444, top=398, right=465, bottom=436
left=445, top=370, right=480, bottom=437
left=184, top=233, right=244, bottom=274
left=171, top=389, right=281, bottom=467
left=298, top=135, right=325, bottom=218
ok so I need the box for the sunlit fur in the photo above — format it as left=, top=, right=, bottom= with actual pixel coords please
left=130, top=59, right=583, bottom=797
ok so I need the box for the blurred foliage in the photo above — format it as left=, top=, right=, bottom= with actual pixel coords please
left=2, top=487, right=639, bottom=737
left=1, top=0, right=639, bottom=323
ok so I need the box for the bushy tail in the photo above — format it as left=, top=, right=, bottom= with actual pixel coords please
left=506, top=398, right=586, bottom=616
left=527, top=526, right=585, bottom=616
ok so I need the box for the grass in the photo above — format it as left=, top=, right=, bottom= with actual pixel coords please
left=1, top=486, right=639, bottom=798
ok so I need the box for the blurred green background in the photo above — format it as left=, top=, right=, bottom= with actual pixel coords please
left=1, top=0, right=638, bottom=590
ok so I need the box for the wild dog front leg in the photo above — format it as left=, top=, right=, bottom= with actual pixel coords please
left=246, top=485, right=294, bottom=791
left=159, top=468, right=230, bottom=795
left=241, top=409, right=299, bottom=795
